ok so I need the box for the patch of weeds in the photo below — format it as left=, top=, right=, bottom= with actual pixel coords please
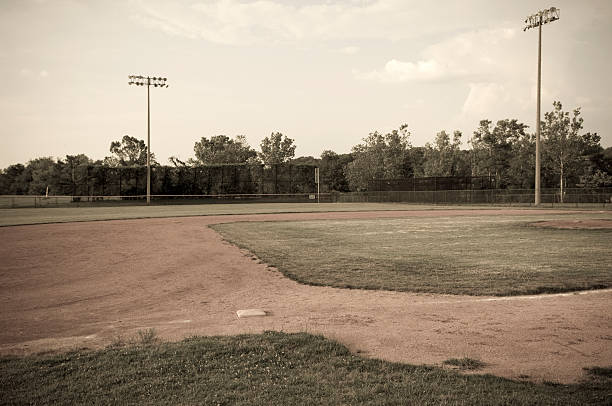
left=584, top=366, right=612, bottom=379
left=443, top=357, right=486, bottom=371
left=107, top=335, right=125, bottom=348
left=136, top=328, right=158, bottom=345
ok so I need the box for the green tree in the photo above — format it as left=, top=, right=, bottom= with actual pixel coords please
left=168, top=156, right=188, bottom=167
left=106, top=135, right=154, bottom=166
left=345, top=124, right=412, bottom=191
left=320, top=150, right=353, bottom=192
left=541, top=101, right=601, bottom=201
left=0, top=164, right=28, bottom=194
left=580, top=146, right=612, bottom=187
left=470, top=119, right=528, bottom=188
left=58, top=154, right=93, bottom=195
left=408, top=147, right=427, bottom=178
left=506, top=132, right=535, bottom=189
left=422, top=130, right=466, bottom=177
left=192, top=135, right=256, bottom=165
left=26, top=157, right=58, bottom=195
left=258, top=132, right=296, bottom=165
left=291, top=156, right=320, bottom=166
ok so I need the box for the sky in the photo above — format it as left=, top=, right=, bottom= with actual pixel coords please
left=1, top=0, right=611, bottom=168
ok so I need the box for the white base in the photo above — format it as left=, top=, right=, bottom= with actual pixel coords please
left=236, top=309, right=267, bottom=318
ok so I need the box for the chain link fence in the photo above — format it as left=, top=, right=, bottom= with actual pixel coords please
left=331, top=188, right=612, bottom=206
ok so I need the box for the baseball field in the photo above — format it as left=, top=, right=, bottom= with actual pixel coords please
left=0, top=203, right=610, bottom=404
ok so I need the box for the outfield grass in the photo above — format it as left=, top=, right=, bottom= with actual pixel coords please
left=212, top=213, right=612, bottom=296
left=0, top=203, right=488, bottom=227
left=1, top=332, right=609, bottom=405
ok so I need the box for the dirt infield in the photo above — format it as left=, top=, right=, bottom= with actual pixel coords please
left=0, top=209, right=610, bottom=384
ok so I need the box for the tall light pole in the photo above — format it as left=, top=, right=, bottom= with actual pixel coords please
left=128, top=75, right=168, bottom=205
left=524, top=7, right=559, bottom=206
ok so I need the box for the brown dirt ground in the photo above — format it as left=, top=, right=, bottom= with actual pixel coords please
left=0, top=209, right=610, bottom=384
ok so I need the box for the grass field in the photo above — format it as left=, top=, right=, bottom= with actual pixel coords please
left=212, top=213, right=612, bottom=296
left=0, top=202, right=489, bottom=227
left=2, top=204, right=611, bottom=403
left=1, top=332, right=609, bottom=405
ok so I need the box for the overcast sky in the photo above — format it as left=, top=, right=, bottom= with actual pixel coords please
left=1, top=0, right=611, bottom=168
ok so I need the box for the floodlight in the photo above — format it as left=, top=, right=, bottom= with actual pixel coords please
left=523, top=7, right=560, bottom=206
left=127, top=74, right=168, bottom=205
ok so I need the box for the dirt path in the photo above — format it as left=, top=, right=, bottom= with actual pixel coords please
left=0, top=209, right=610, bottom=383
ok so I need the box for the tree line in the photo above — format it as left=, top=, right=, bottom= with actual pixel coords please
left=1, top=101, right=611, bottom=196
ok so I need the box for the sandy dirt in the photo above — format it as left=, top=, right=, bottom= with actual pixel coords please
left=0, top=209, right=610, bottom=384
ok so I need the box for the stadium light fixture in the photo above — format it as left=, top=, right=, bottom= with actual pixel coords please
left=524, top=7, right=560, bottom=206
left=128, top=75, right=168, bottom=205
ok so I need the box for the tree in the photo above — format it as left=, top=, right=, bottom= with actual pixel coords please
left=541, top=101, right=601, bottom=201
left=580, top=146, right=612, bottom=187
left=581, top=169, right=612, bottom=188
left=168, top=156, right=188, bottom=167
left=57, top=154, right=92, bottom=195
left=106, top=135, right=153, bottom=166
left=25, top=157, right=58, bottom=195
left=291, top=156, right=319, bottom=166
left=320, top=150, right=352, bottom=192
left=506, top=132, right=535, bottom=189
left=192, top=135, right=256, bottom=165
left=344, top=124, right=412, bottom=191
left=0, top=164, right=28, bottom=194
left=422, top=130, right=466, bottom=177
left=258, top=132, right=296, bottom=165
left=470, top=119, right=528, bottom=188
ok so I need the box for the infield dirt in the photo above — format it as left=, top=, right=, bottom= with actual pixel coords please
left=1, top=209, right=610, bottom=384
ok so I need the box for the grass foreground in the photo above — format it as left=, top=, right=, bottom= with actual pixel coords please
left=213, top=213, right=612, bottom=296
left=1, top=331, right=610, bottom=405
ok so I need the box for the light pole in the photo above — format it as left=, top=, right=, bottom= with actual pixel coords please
left=128, top=75, right=168, bottom=205
left=524, top=7, right=559, bottom=206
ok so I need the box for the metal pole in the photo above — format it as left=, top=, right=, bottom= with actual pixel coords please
left=147, top=77, right=151, bottom=205
left=129, top=75, right=167, bottom=205
left=535, top=17, right=542, bottom=207
left=524, top=8, right=559, bottom=205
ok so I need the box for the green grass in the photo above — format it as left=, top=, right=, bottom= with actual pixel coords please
left=212, top=214, right=612, bottom=296
left=0, top=202, right=496, bottom=227
left=1, top=332, right=609, bottom=405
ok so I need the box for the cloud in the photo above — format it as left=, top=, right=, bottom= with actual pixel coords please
left=355, top=26, right=524, bottom=84
left=355, top=59, right=461, bottom=83
left=130, top=0, right=465, bottom=46
left=462, top=83, right=511, bottom=116
left=339, top=46, right=360, bottom=55
left=18, top=68, right=49, bottom=79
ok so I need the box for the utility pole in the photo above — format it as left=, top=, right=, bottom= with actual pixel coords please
left=524, top=7, right=559, bottom=206
left=128, top=75, right=168, bottom=205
